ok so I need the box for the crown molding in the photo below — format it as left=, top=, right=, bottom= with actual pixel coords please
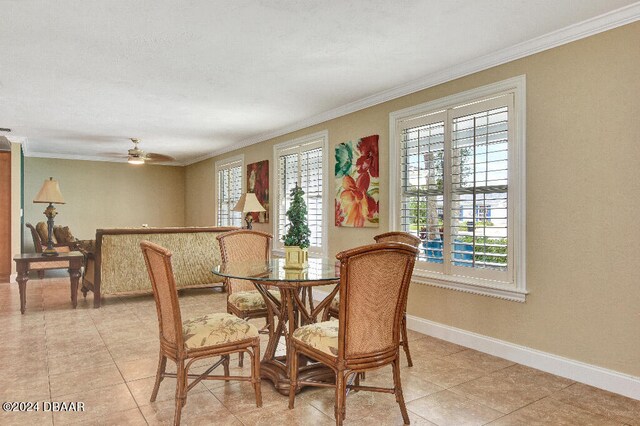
left=184, top=2, right=640, bottom=165
left=25, top=151, right=184, bottom=166
left=182, top=139, right=264, bottom=166
left=5, top=135, right=27, bottom=145
left=14, top=3, right=640, bottom=167
left=182, top=151, right=219, bottom=166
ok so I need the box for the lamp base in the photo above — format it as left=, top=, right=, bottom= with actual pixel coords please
left=244, top=214, right=254, bottom=230
left=43, top=202, right=59, bottom=257
left=41, top=248, right=59, bottom=257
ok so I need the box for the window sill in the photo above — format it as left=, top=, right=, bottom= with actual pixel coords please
left=412, top=269, right=527, bottom=302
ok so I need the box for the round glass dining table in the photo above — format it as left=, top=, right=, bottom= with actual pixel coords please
left=213, top=258, right=340, bottom=394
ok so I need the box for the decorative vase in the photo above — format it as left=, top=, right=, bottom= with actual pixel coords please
left=284, top=246, right=308, bottom=270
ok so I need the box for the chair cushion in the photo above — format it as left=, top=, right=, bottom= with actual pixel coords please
left=54, top=226, right=75, bottom=244
left=182, top=313, right=258, bottom=350
left=292, top=320, right=339, bottom=357
left=36, top=222, right=55, bottom=244
left=74, top=239, right=96, bottom=254
left=228, top=289, right=280, bottom=311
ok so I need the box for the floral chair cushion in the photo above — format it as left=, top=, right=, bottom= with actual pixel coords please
left=54, top=226, right=76, bottom=244
left=182, top=312, right=258, bottom=350
left=228, top=290, right=280, bottom=311
left=292, top=320, right=339, bottom=357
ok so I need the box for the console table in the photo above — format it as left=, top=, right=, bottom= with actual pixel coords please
left=13, top=252, right=84, bottom=314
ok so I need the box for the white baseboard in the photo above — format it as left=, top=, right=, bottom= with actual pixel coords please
left=312, top=288, right=640, bottom=400
left=405, top=314, right=640, bottom=401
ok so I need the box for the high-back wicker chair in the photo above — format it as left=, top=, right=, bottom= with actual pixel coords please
left=141, top=241, right=262, bottom=426
left=374, top=232, right=421, bottom=367
left=289, top=242, right=418, bottom=425
left=326, top=231, right=420, bottom=367
left=25, top=222, right=72, bottom=278
left=217, top=229, right=275, bottom=367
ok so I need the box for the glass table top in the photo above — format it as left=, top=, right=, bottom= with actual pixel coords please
left=213, top=258, right=340, bottom=282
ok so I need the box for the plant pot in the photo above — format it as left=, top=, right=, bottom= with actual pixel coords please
left=284, top=246, right=308, bottom=270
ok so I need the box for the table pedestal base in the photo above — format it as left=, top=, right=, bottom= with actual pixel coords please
left=261, top=358, right=335, bottom=395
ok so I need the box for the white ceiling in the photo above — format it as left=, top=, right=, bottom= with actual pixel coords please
left=1, top=1, right=638, bottom=165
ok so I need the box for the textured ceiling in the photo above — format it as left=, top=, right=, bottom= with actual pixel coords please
left=0, top=0, right=637, bottom=164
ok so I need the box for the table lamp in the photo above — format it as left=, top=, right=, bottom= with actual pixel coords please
left=33, top=177, right=65, bottom=256
left=233, top=192, right=266, bottom=229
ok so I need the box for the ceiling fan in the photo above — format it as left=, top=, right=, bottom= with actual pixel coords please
left=117, top=138, right=176, bottom=165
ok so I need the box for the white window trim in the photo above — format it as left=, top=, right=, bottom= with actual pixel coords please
left=214, top=154, right=245, bottom=227
left=272, top=130, right=329, bottom=258
left=389, top=75, right=527, bottom=302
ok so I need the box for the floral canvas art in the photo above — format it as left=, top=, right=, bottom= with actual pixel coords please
left=335, top=135, right=379, bottom=227
left=247, top=160, right=269, bottom=223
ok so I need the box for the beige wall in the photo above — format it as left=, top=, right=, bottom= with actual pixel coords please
left=185, top=158, right=216, bottom=226
left=185, top=22, right=640, bottom=376
left=24, top=158, right=186, bottom=250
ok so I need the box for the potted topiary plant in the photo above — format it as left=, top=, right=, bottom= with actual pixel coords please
left=282, top=184, right=311, bottom=270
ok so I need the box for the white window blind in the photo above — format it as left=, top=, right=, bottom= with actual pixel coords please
left=275, top=138, right=325, bottom=252
left=401, top=114, right=445, bottom=267
left=391, top=77, right=526, bottom=300
left=450, top=102, right=509, bottom=277
left=216, top=160, right=242, bottom=227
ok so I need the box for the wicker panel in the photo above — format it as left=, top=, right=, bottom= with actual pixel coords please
left=30, top=260, right=70, bottom=269
left=228, top=278, right=256, bottom=293
left=343, top=249, right=413, bottom=357
left=141, top=243, right=181, bottom=346
left=100, top=231, right=226, bottom=294
left=84, top=256, right=94, bottom=285
left=217, top=231, right=271, bottom=294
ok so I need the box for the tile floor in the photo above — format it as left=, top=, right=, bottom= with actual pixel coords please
left=1, top=277, right=639, bottom=425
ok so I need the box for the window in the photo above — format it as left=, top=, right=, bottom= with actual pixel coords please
left=215, top=156, right=244, bottom=227
left=273, top=131, right=328, bottom=255
left=390, top=76, right=526, bottom=301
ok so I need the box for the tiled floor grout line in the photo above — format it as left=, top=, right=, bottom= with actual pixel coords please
left=41, top=282, right=56, bottom=426
left=85, top=303, right=149, bottom=425
left=480, top=394, right=555, bottom=425
left=203, top=386, right=248, bottom=425
left=6, top=280, right=639, bottom=425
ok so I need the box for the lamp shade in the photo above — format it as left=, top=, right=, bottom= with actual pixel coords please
left=33, top=177, right=66, bottom=204
left=233, top=192, right=266, bottom=213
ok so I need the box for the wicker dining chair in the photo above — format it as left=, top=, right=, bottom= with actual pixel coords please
left=374, top=232, right=421, bottom=367
left=217, top=229, right=278, bottom=367
left=326, top=231, right=420, bottom=367
left=141, top=241, right=262, bottom=426
left=289, top=242, right=418, bottom=425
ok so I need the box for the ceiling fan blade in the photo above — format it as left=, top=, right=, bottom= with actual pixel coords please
left=144, top=152, right=176, bottom=163
left=101, top=152, right=128, bottom=158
